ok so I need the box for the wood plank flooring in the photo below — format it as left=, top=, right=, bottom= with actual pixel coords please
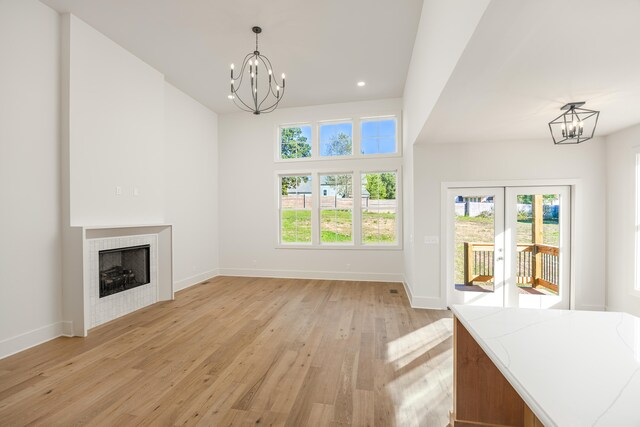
left=0, top=276, right=453, bottom=426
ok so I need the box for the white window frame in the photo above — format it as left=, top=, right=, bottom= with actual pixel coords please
left=318, top=172, right=355, bottom=245
left=360, top=169, right=401, bottom=246
left=318, top=119, right=354, bottom=158
left=277, top=123, right=313, bottom=161
left=359, top=115, right=400, bottom=157
left=275, top=167, right=402, bottom=250
left=278, top=173, right=314, bottom=246
left=275, top=111, right=402, bottom=162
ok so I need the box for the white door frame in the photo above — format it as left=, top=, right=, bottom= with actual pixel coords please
left=441, top=179, right=578, bottom=310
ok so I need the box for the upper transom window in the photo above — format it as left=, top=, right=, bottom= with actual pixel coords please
left=280, top=125, right=312, bottom=159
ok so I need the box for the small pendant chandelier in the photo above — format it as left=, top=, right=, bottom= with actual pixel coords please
left=229, top=26, right=286, bottom=115
left=548, top=102, right=599, bottom=144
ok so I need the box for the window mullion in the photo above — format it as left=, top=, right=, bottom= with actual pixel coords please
left=354, top=170, right=362, bottom=247
left=312, top=171, right=320, bottom=245
left=354, top=118, right=361, bottom=158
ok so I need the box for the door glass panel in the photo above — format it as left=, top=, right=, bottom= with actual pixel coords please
left=454, top=195, right=496, bottom=293
left=515, top=194, right=560, bottom=296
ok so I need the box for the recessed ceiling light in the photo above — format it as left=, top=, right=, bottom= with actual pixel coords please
left=357, top=81, right=366, bottom=87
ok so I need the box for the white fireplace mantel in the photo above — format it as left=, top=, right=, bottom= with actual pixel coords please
left=62, top=224, right=173, bottom=336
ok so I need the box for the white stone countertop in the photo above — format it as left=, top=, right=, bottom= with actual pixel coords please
left=451, top=305, right=640, bottom=427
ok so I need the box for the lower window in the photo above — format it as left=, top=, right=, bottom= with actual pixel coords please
left=361, top=171, right=398, bottom=245
left=320, top=174, right=353, bottom=244
left=277, top=170, right=400, bottom=247
left=280, top=175, right=312, bottom=244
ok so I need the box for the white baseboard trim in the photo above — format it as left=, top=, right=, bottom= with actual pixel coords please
left=174, top=269, right=220, bottom=292
left=61, top=321, right=74, bottom=336
left=402, top=279, right=414, bottom=303
left=402, top=278, right=447, bottom=310
left=576, top=304, right=606, bottom=311
left=0, top=321, right=74, bottom=360
left=218, top=268, right=404, bottom=283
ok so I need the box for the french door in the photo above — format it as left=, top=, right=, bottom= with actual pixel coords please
left=447, top=186, right=571, bottom=309
left=447, top=188, right=505, bottom=307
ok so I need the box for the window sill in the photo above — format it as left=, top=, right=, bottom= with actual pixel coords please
left=275, top=243, right=403, bottom=251
left=274, top=152, right=402, bottom=163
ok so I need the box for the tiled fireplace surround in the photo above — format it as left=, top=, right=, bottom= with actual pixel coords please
left=88, top=234, right=158, bottom=328
left=62, top=224, right=173, bottom=336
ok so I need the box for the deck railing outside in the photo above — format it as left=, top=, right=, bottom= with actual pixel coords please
left=463, top=242, right=559, bottom=293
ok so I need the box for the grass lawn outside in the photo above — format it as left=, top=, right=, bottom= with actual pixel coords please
left=362, top=209, right=396, bottom=244
left=281, top=209, right=312, bottom=243
left=321, top=209, right=353, bottom=243
left=280, top=209, right=397, bottom=244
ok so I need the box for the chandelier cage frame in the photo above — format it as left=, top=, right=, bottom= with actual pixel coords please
left=548, top=102, right=600, bottom=145
left=229, top=26, right=285, bottom=115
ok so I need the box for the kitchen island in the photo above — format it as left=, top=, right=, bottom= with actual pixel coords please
left=451, top=305, right=640, bottom=427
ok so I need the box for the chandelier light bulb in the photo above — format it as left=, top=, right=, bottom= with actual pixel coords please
left=281, top=73, right=286, bottom=80
left=268, top=69, right=272, bottom=75
left=231, top=63, right=234, bottom=70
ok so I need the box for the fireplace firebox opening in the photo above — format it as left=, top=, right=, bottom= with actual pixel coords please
left=99, top=244, right=151, bottom=298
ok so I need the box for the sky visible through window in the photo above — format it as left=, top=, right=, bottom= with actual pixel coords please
left=298, top=126, right=312, bottom=143
left=361, top=119, right=396, bottom=155
left=319, top=123, right=353, bottom=156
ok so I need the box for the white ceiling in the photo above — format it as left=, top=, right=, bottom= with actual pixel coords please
left=419, top=0, right=640, bottom=144
left=41, top=0, right=423, bottom=114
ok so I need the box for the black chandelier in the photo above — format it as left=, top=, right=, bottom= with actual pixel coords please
left=229, top=26, right=286, bottom=115
left=548, top=102, right=599, bottom=144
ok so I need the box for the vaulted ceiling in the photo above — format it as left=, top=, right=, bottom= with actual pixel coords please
left=40, top=0, right=640, bottom=142
left=41, top=0, right=423, bottom=114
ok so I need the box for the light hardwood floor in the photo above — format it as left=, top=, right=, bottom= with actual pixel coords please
left=0, top=276, right=453, bottom=426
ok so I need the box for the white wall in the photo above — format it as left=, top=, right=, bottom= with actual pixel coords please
left=164, top=82, right=219, bottom=290
left=409, top=138, right=607, bottom=310
left=403, top=0, right=489, bottom=145
left=218, top=99, right=404, bottom=281
left=0, top=9, right=221, bottom=356
left=402, top=116, right=416, bottom=295
left=0, top=0, right=65, bottom=356
left=605, top=123, right=640, bottom=316
left=63, top=15, right=220, bottom=291
left=402, top=0, right=490, bottom=302
left=67, top=15, right=165, bottom=226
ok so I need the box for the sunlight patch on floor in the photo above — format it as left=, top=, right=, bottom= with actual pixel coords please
left=383, top=317, right=454, bottom=426
left=386, top=343, right=453, bottom=426
left=385, top=318, right=452, bottom=367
